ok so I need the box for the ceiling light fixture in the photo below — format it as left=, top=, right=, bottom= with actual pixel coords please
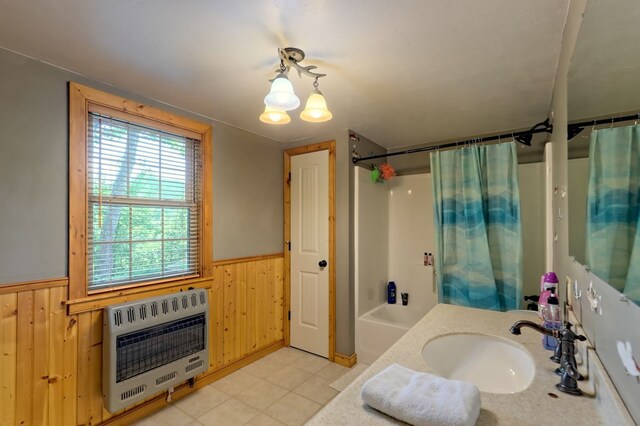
left=259, top=105, right=291, bottom=125
left=262, top=47, right=332, bottom=124
left=300, top=82, right=333, bottom=122
left=264, top=71, right=300, bottom=111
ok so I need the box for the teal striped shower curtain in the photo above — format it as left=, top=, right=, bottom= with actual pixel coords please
left=586, top=125, right=640, bottom=302
left=431, top=142, right=523, bottom=311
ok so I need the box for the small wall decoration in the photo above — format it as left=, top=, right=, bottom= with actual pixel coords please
left=371, top=162, right=396, bottom=183
left=424, top=252, right=434, bottom=266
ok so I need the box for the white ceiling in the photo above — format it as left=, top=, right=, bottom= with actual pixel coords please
left=0, top=0, right=569, bottom=148
left=568, top=0, right=640, bottom=121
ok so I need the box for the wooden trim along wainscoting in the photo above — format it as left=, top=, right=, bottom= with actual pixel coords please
left=0, top=253, right=284, bottom=425
left=0, top=277, right=68, bottom=294
left=212, top=252, right=283, bottom=266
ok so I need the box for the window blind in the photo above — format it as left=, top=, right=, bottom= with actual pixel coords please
left=87, top=112, right=201, bottom=290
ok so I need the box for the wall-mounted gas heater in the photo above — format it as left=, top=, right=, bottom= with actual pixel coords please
left=103, top=289, right=209, bottom=413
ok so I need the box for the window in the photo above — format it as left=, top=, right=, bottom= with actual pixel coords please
left=69, top=83, right=212, bottom=298
left=88, top=114, right=201, bottom=289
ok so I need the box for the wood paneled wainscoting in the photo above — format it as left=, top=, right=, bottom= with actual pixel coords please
left=0, top=254, right=284, bottom=425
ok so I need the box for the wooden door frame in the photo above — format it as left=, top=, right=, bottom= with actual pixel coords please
left=284, top=140, right=336, bottom=361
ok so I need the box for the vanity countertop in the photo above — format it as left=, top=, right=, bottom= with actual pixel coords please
left=309, top=304, right=619, bottom=426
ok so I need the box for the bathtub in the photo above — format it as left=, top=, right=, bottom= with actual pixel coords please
left=356, top=303, right=430, bottom=364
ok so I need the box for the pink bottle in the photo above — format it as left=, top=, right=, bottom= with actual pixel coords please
left=538, top=272, right=559, bottom=318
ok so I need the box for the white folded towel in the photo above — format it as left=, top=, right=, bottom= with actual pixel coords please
left=360, top=364, right=481, bottom=426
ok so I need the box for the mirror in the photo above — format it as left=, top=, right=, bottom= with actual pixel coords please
left=568, top=0, right=640, bottom=304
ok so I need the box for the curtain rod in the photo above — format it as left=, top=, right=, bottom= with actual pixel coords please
left=352, top=119, right=552, bottom=164
left=352, top=113, right=640, bottom=164
left=568, top=113, right=640, bottom=139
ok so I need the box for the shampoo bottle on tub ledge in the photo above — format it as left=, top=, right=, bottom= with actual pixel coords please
left=387, top=281, right=396, bottom=304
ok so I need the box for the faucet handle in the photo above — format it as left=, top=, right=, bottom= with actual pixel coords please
left=560, top=322, right=587, bottom=343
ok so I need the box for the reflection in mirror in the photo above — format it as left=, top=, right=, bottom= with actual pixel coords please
left=584, top=125, right=640, bottom=302
left=568, top=0, right=640, bottom=305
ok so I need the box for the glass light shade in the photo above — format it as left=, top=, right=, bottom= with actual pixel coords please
left=259, top=105, right=291, bottom=125
left=264, top=73, right=300, bottom=111
left=300, top=89, right=332, bottom=122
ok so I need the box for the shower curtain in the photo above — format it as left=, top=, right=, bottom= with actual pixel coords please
left=431, top=142, right=523, bottom=311
left=586, top=125, right=640, bottom=301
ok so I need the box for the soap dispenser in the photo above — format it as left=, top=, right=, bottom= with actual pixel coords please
left=541, top=294, right=561, bottom=350
left=538, top=272, right=559, bottom=318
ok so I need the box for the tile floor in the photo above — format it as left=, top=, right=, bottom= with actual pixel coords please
left=134, top=347, right=354, bottom=426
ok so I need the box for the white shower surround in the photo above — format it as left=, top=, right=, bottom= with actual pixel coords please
left=354, top=168, right=437, bottom=364
left=354, top=163, right=546, bottom=364
left=356, top=304, right=429, bottom=365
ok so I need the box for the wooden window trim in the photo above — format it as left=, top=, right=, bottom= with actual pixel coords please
left=68, top=82, right=213, bottom=301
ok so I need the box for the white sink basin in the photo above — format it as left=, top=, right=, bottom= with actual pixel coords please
left=422, top=333, right=535, bottom=394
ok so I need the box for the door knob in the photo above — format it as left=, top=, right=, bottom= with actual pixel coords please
left=319, top=260, right=328, bottom=268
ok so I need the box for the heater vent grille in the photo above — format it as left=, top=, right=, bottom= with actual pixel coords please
left=127, top=307, right=135, bottom=323
left=116, top=313, right=206, bottom=383
left=104, top=289, right=208, bottom=413
left=121, top=385, right=146, bottom=401
left=155, top=371, right=178, bottom=386
left=186, top=360, right=205, bottom=373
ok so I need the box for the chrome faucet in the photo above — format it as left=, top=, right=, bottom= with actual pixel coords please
left=510, top=320, right=586, bottom=395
